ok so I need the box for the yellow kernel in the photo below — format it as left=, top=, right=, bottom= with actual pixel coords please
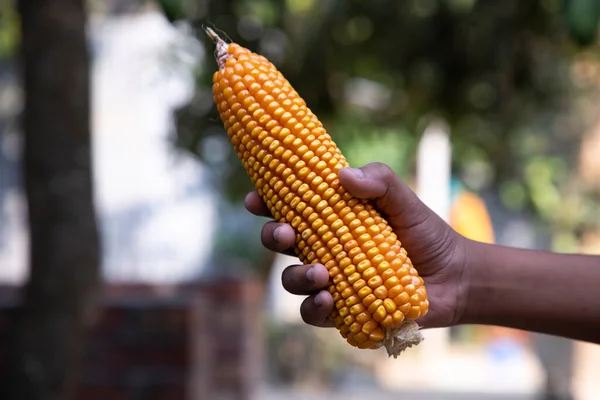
left=380, top=315, right=394, bottom=329
left=353, top=226, right=367, bottom=236
left=340, top=233, right=353, bottom=245
left=398, top=303, right=411, bottom=315
left=406, top=306, right=421, bottom=320
left=410, top=294, right=421, bottom=306
left=388, top=284, right=404, bottom=299
left=393, top=292, right=410, bottom=306
left=392, top=310, right=405, bottom=325
left=374, top=286, right=388, bottom=299
left=362, top=293, right=376, bottom=306
left=343, top=264, right=356, bottom=276
left=367, top=299, right=383, bottom=314
left=331, top=219, right=344, bottom=231
left=369, top=328, right=385, bottom=342
left=348, top=247, right=362, bottom=259
left=328, top=266, right=340, bottom=276
left=373, top=306, right=387, bottom=322
left=350, top=303, right=365, bottom=315
left=339, top=325, right=350, bottom=338
left=383, top=298, right=397, bottom=313
left=357, top=233, right=371, bottom=245
left=352, top=252, right=367, bottom=265
left=336, top=281, right=349, bottom=292
left=400, top=275, right=412, bottom=286
left=376, top=260, right=391, bottom=273
left=338, top=305, right=348, bottom=317
left=331, top=244, right=344, bottom=256
left=367, top=275, right=383, bottom=288
left=343, top=240, right=358, bottom=252
left=321, top=207, right=334, bottom=219
left=362, top=320, right=378, bottom=335
left=355, top=312, right=370, bottom=324
left=352, top=279, right=366, bottom=291
left=301, top=207, right=315, bottom=220
left=357, top=260, right=371, bottom=273
left=362, top=267, right=377, bottom=280
left=367, top=250, right=382, bottom=262
left=335, top=252, right=347, bottom=263
left=397, top=265, right=411, bottom=277
left=357, top=286, right=372, bottom=299
left=368, top=225, right=381, bottom=235
left=339, top=207, right=351, bottom=218
left=361, top=240, right=376, bottom=251
left=381, top=268, right=395, bottom=281
left=354, top=332, right=369, bottom=344
left=345, top=295, right=360, bottom=307
left=333, top=272, right=345, bottom=284
left=323, top=188, right=336, bottom=200
left=349, top=322, right=362, bottom=334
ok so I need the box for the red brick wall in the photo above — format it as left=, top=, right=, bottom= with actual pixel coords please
left=0, top=278, right=265, bottom=400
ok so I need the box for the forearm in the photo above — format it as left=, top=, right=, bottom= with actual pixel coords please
left=460, top=239, right=600, bottom=343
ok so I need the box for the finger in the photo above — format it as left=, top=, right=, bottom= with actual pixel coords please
left=261, top=221, right=296, bottom=255
left=244, top=191, right=271, bottom=218
left=282, top=263, right=329, bottom=295
left=300, top=290, right=335, bottom=328
left=338, top=163, right=435, bottom=229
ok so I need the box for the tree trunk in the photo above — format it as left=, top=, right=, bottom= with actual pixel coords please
left=0, top=1, right=100, bottom=399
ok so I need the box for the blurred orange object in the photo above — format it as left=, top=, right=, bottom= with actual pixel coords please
left=450, top=191, right=495, bottom=244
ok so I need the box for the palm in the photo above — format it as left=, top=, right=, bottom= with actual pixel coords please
left=389, top=214, right=466, bottom=329
left=340, top=162, right=467, bottom=329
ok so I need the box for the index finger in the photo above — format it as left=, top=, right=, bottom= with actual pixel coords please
left=244, top=191, right=271, bottom=217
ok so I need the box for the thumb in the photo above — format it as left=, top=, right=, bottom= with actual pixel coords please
left=338, top=162, right=433, bottom=230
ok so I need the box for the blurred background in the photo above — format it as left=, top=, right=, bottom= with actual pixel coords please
left=1, top=0, right=600, bottom=399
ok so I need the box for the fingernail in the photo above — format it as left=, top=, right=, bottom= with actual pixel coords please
left=348, top=168, right=365, bottom=179
left=314, top=292, right=324, bottom=307
left=306, top=266, right=315, bottom=283
left=273, top=227, right=282, bottom=242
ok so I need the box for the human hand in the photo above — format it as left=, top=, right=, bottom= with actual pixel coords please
left=245, top=162, right=469, bottom=330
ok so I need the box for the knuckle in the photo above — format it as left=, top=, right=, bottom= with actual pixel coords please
left=365, top=162, right=394, bottom=182
left=375, top=162, right=394, bottom=179
left=368, top=161, right=387, bottom=170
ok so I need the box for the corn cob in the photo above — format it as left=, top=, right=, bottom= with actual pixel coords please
left=206, top=28, right=428, bottom=357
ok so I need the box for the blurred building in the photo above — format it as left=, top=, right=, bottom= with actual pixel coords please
left=1, top=5, right=218, bottom=284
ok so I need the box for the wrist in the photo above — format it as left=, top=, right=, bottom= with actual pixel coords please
left=449, top=239, right=600, bottom=343
left=454, top=238, right=490, bottom=326
left=443, top=233, right=473, bottom=327
left=457, top=239, right=529, bottom=326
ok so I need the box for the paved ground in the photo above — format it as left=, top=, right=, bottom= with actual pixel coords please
left=258, top=386, right=539, bottom=400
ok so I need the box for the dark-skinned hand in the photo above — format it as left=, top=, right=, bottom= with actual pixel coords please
left=245, top=163, right=468, bottom=330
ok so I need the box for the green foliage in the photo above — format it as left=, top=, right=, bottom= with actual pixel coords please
left=565, top=0, right=600, bottom=46
left=155, top=0, right=188, bottom=22
left=170, top=0, right=600, bottom=253
left=0, top=0, right=18, bottom=58
left=332, top=117, right=416, bottom=180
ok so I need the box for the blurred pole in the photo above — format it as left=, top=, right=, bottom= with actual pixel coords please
left=415, top=118, right=452, bottom=355
left=416, top=118, right=452, bottom=222
left=0, top=0, right=100, bottom=399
